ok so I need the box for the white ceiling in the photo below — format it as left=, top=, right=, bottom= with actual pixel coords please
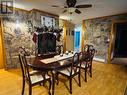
left=14, top=0, right=127, bottom=24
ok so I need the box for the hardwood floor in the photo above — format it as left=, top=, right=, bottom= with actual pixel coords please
left=0, top=61, right=127, bottom=95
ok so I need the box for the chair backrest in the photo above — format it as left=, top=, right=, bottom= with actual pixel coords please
left=56, top=45, right=63, bottom=55
left=18, top=47, right=32, bottom=84
left=85, top=48, right=95, bottom=63
left=84, top=44, right=94, bottom=52
left=70, top=53, right=80, bottom=76
left=19, top=46, right=31, bottom=56
left=82, top=48, right=95, bottom=64
left=89, top=48, right=96, bottom=61
left=79, top=52, right=84, bottom=63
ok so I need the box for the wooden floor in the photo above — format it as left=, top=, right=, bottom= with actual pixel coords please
left=0, top=61, right=127, bottom=95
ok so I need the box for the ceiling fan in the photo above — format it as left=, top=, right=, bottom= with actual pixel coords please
left=52, top=0, right=92, bottom=14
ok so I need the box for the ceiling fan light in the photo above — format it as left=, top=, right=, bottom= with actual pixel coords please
left=67, top=7, right=75, bottom=13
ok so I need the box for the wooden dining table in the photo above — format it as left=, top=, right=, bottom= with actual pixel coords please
left=29, top=53, right=74, bottom=95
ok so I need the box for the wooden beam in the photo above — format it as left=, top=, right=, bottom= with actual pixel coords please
left=108, top=20, right=114, bottom=63
left=31, top=9, right=59, bottom=18
left=0, top=17, right=6, bottom=69
left=85, top=12, right=127, bottom=20
left=81, top=20, right=85, bottom=51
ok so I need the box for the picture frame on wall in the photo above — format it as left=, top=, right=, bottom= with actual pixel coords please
left=41, top=16, right=55, bottom=27
left=1, top=1, right=14, bottom=14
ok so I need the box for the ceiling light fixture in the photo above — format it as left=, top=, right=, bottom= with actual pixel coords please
left=67, top=7, right=76, bottom=13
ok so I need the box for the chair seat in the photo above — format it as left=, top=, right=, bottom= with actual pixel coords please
left=29, top=70, right=40, bottom=75
left=58, top=67, right=79, bottom=76
left=30, top=74, right=50, bottom=84
left=80, top=63, right=87, bottom=68
left=78, top=62, right=90, bottom=69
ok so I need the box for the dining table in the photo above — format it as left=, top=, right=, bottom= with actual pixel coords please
left=29, top=53, right=74, bottom=95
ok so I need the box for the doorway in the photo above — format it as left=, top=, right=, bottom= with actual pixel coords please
left=74, top=26, right=81, bottom=52
left=113, top=22, right=127, bottom=57
left=109, top=20, right=127, bottom=64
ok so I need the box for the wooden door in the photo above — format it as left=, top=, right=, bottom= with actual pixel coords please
left=0, top=18, right=4, bottom=69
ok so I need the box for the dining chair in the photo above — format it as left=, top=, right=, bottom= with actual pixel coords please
left=19, top=47, right=36, bottom=64
left=56, top=45, right=63, bottom=55
left=19, top=48, right=51, bottom=95
left=84, top=44, right=94, bottom=52
left=56, top=53, right=81, bottom=94
left=81, top=49, right=96, bottom=82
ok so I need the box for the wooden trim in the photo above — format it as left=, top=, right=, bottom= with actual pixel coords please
left=0, top=4, right=58, bottom=17
left=81, top=20, right=85, bottom=51
left=14, top=7, right=30, bottom=13
left=0, top=4, right=30, bottom=13
left=108, top=20, right=127, bottom=63
left=111, top=20, right=127, bottom=24
left=108, top=19, right=114, bottom=63
left=12, top=7, right=59, bottom=17
left=85, top=12, right=127, bottom=20
left=0, top=18, right=3, bottom=69
left=31, top=9, right=59, bottom=18
left=0, top=17, right=6, bottom=69
left=63, top=20, right=67, bottom=53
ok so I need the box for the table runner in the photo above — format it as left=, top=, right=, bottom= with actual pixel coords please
left=40, top=53, right=74, bottom=64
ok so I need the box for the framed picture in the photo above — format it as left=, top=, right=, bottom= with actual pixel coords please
left=1, top=1, right=14, bottom=14
left=41, top=16, right=55, bottom=27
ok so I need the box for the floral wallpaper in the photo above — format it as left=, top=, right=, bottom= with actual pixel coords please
left=84, top=14, right=127, bottom=62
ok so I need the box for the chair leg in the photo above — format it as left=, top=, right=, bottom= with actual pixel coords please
left=78, top=72, right=81, bottom=87
left=39, top=83, right=42, bottom=86
left=48, top=79, right=51, bottom=95
left=43, top=80, right=46, bottom=86
left=90, top=65, right=92, bottom=77
left=56, top=73, right=59, bottom=85
left=29, top=85, right=32, bottom=95
left=85, top=67, right=87, bottom=82
left=22, top=79, right=25, bottom=95
left=69, top=78, right=72, bottom=94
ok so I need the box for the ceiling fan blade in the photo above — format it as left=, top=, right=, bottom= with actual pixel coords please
left=52, top=5, right=60, bottom=7
left=62, top=9, right=67, bottom=13
left=52, top=5, right=67, bottom=8
left=75, top=9, right=81, bottom=14
left=76, top=4, right=92, bottom=8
